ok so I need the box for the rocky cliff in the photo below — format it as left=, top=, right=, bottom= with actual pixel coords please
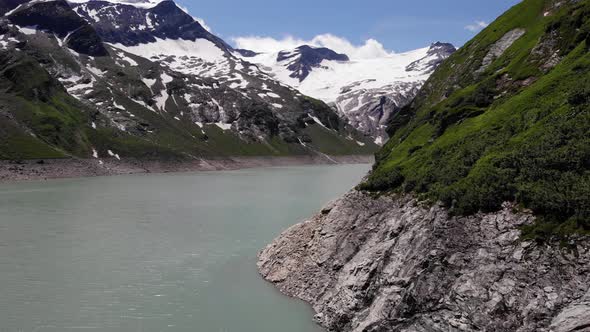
left=258, top=0, right=590, bottom=330
left=258, top=191, right=590, bottom=332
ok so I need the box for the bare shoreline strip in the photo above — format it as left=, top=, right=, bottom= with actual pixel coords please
left=0, top=155, right=374, bottom=182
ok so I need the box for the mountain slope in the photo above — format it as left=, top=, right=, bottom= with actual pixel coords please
left=258, top=1, right=590, bottom=331
left=361, top=0, right=590, bottom=237
left=242, top=42, right=455, bottom=144
left=0, top=0, right=377, bottom=164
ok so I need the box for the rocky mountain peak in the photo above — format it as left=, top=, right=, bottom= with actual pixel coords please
left=6, top=0, right=109, bottom=56
left=241, top=42, right=454, bottom=145
left=68, top=0, right=166, bottom=7
left=429, top=41, right=456, bottom=54
left=8, top=0, right=84, bottom=36
left=277, top=45, right=349, bottom=82
left=70, top=0, right=230, bottom=51
left=405, top=41, right=456, bottom=74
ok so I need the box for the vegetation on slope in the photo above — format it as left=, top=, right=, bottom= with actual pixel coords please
left=0, top=39, right=377, bottom=161
left=360, top=0, right=590, bottom=238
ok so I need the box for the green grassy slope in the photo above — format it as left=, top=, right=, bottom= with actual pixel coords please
left=0, top=53, right=377, bottom=161
left=360, top=0, right=590, bottom=238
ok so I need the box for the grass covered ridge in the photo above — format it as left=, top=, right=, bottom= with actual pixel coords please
left=361, top=0, right=590, bottom=238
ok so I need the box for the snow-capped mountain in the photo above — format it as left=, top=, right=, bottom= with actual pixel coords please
left=0, top=0, right=376, bottom=163
left=69, top=0, right=239, bottom=80
left=406, top=42, right=457, bottom=74
left=70, top=0, right=230, bottom=51
left=68, top=0, right=165, bottom=8
left=240, top=42, right=456, bottom=144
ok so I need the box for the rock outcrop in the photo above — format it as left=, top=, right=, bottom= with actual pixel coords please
left=277, top=45, right=350, bottom=82
left=258, top=191, right=590, bottom=332
left=476, top=28, right=526, bottom=74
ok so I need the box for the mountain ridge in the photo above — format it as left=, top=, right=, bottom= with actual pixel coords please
left=0, top=0, right=378, bottom=164
left=241, top=41, right=456, bottom=144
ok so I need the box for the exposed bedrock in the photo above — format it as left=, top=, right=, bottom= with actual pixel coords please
left=258, top=191, right=590, bottom=332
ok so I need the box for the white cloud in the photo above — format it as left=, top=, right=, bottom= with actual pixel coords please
left=231, top=33, right=395, bottom=60
left=232, top=36, right=306, bottom=53
left=465, top=21, right=489, bottom=32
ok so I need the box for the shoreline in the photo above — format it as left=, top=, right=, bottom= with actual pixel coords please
left=0, top=154, right=374, bottom=182
left=257, top=191, right=590, bottom=332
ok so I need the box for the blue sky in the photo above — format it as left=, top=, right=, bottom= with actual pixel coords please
left=177, top=0, right=521, bottom=53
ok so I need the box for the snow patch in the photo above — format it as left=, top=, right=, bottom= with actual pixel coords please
left=113, top=101, right=125, bottom=110
left=17, top=26, right=38, bottom=35
left=110, top=38, right=225, bottom=63
left=310, top=115, right=328, bottom=129
left=161, top=72, right=173, bottom=84
left=215, top=122, right=232, bottom=131
left=142, top=78, right=157, bottom=90
left=107, top=149, right=121, bottom=160
left=117, top=52, right=138, bottom=66
left=245, top=46, right=432, bottom=103
left=132, top=98, right=157, bottom=112
left=0, top=37, right=19, bottom=49
left=67, top=0, right=165, bottom=9
left=154, top=90, right=169, bottom=112
left=87, top=66, right=105, bottom=77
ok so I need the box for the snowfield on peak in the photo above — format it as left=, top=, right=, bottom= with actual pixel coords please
left=110, top=38, right=226, bottom=62
left=239, top=43, right=455, bottom=144
left=245, top=46, right=432, bottom=102
left=66, top=0, right=165, bottom=9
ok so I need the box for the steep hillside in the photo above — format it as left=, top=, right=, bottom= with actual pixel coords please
left=360, top=0, right=590, bottom=238
left=259, top=1, right=590, bottom=331
left=259, top=191, right=590, bottom=332
left=0, top=0, right=377, bottom=166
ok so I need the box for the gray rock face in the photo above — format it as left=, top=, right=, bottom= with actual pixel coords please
left=334, top=82, right=420, bottom=145
left=258, top=191, right=590, bottom=332
left=550, top=290, right=590, bottom=332
left=477, top=29, right=526, bottom=73
left=71, top=0, right=230, bottom=51
left=278, top=45, right=350, bottom=82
